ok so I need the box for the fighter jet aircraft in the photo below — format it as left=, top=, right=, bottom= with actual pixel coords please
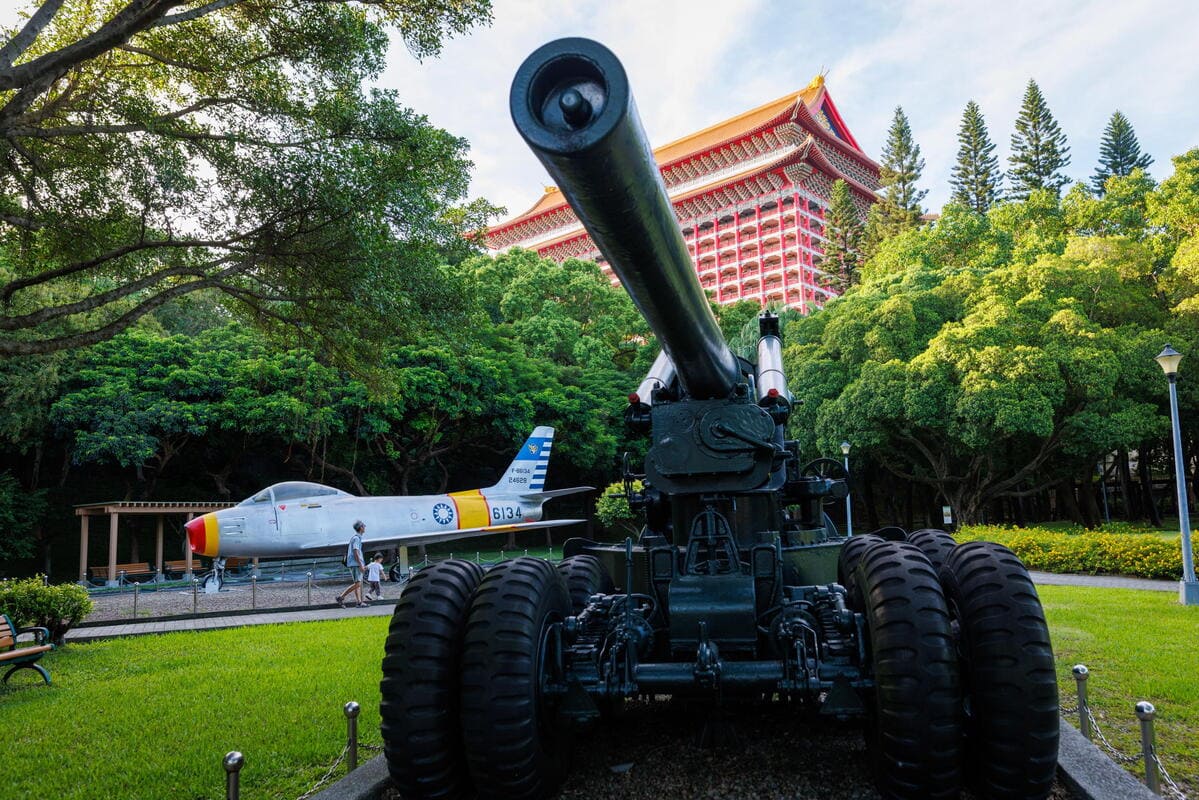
left=185, top=427, right=590, bottom=567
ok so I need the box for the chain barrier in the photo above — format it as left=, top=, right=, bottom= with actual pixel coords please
left=1083, top=705, right=1143, bottom=765
left=294, top=744, right=347, bottom=800
left=1064, top=664, right=1192, bottom=798
left=1153, top=753, right=1189, bottom=800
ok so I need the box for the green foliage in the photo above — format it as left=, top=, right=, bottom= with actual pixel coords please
left=950, top=100, right=1002, bottom=213
left=0, top=0, right=495, bottom=362
left=0, top=471, right=46, bottom=560
left=1008, top=80, right=1072, bottom=199
left=594, top=480, right=642, bottom=537
left=1092, top=111, right=1153, bottom=195
left=787, top=188, right=1182, bottom=524
left=822, top=179, right=866, bottom=290
left=0, top=576, right=92, bottom=643
left=865, top=106, right=926, bottom=251
left=957, top=524, right=1183, bottom=579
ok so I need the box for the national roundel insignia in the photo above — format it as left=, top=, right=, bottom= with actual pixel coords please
left=432, top=503, right=454, bottom=525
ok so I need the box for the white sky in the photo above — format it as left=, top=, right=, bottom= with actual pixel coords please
left=378, top=0, right=1199, bottom=221
left=3, top=0, right=1197, bottom=221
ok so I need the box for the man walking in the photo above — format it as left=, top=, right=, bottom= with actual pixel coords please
left=337, top=520, right=367, bottom=608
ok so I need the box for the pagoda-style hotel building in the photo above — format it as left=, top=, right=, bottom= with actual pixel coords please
left=486, top=76, right=880, bottom=313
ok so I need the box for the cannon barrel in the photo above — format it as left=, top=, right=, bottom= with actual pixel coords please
left=510, top=37, right=742, bottom=401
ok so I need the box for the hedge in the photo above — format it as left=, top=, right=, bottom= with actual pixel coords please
left=955, top=524, right=1183, bottom=580
left=0, top=576, right=93, bottom=644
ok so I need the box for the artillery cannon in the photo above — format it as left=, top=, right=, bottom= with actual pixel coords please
left=380, top=38, right=1059, bottom=800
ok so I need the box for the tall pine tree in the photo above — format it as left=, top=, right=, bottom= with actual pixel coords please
left=822, top=179, right=866, bottom=290
left=950, top=101, right=1002, bottom=213
left=1091, top=110, right=1153, bottom=195
left=1008, top=79, right=1071, bottom=199
left=865, top=106, right=926, bottom=251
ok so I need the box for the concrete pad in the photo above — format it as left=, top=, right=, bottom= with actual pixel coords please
left=1056, top=719, right=1157, bottom=799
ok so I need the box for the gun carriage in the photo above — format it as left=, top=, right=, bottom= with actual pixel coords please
left=380, top=38, right=1059, bottom=800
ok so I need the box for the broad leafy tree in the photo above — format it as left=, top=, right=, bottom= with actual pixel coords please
left=865, top=106, right=926, bottom=252
left=0, top=0, right=494, bottom=359
left=1092, top=111, right=1153, bottom=195
left=1008, top=79, right=1071, bottom=199
left=950, top=101, right=1002, bottom=213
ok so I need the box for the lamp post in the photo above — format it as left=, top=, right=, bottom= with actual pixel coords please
left=1154, top=345, right=1199, bottom=605
left=841, top=441, right=853, bottom=537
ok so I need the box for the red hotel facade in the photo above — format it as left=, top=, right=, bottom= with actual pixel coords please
left=486, top=76, right=880, bottom=313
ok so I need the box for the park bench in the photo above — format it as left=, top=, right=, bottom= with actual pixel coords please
left=163, top=559, right=194, bottom=577
left=1, top=614, right=54, bottom=685
left=89, top=562, right=154, bottom=584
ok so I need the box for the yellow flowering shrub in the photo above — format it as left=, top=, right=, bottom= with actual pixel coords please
left=954, top=524, right=1183, bottom=580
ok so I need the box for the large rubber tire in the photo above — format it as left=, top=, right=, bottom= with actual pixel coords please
left=908, top=528, right=957, bottom=573
left=461, top=557, right=572, bottom=800
left=940, top=541, right=1059, bottom=800
left=380, top=559, right=485, bottom=800
left=857, top=541, right=962, bottom=800
left=556, top=554, right=613, bottom=613
left=837, top=534, right=884, bottom=610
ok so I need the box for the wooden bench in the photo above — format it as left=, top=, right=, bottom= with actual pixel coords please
left=89, top=562, right=154, bottom=584
left=163, top=559, right=194, bottom=577
left=1, top=614, right=54, bottom=685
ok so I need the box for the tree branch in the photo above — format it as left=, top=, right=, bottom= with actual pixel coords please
left=0, top=0, right=66, bottom=69
left=116, top=44, right=212, bottom=72
left=0, top=263, right=241, bottom=356
left=0, top=0, right=184, bottom=92
left=152, top=0, right=243, bottom=28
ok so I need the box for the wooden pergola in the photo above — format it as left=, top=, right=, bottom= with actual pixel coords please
left=75, top=501, right=236, bottom=586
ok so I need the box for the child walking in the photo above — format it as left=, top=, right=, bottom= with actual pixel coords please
left=365, top=552, right=386, bottom=600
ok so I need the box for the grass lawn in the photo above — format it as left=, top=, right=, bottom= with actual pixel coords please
left=1, top=616, right=391, bottom=800
left=1040, top=584, right=1199, bottom=794
left=3, top=583, right=1197, bottom=799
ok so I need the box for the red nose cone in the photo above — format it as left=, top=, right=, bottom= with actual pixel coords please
left=185, top=516, right=207, bottom=554
left=187, top=514, right=221, bottom=556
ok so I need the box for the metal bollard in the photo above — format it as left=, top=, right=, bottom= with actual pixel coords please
left=476, top=551, right=480, bottom=563
left=192, top=577, right=199, bottom=614
left=1072, top=664, right=1091, bottom=740
left=306, top=572, right=313, bottom=606
left=524, top=548, right=528, bottom=557
left=251, top=576, right=257, bottom=610
left=1136, top=701, right=1159, bottom=794
left=344, top=701, right=360, bottom=772
left=119, top=569, right=126, bottom=586
left=223, top=751, right=244, bottom=800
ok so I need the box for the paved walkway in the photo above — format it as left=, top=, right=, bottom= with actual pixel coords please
left=1029, top=571, right=1176, bottom=592
left=66, top=601, right=397, bottom=642
left=66, top=571, right=1179, bottom=643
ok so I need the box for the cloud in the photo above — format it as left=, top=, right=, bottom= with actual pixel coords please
left=383, top=0, right=1199, bottom=217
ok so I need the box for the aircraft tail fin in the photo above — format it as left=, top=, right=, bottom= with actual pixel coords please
left=490, top=426, right=555, bottom=494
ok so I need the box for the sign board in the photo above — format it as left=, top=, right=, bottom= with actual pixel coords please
left=942, top=505, right=953, bottom=526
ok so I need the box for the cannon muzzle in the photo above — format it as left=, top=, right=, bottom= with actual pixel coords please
left=510, top=38, right=742, bottom=400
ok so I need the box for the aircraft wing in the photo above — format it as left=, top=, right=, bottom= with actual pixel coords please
left=300, top=518, right=586, bottom=551
left=518, top=486, right=594, bottom=501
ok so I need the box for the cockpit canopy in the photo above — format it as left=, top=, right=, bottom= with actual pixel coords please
left=237, top=481, right=353, bottom=506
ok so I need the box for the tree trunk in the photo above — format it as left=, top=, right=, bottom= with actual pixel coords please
left=862, top=466, right=880, bottom=531
left=1117, top=448, right=1138, bottom=520
left=1078, top=472, right=1101, bottom=529
left=904, top=480, right=914, bottom=532
left=1138, top=447, right=1163, bottom=527
left=1057, top=482, right=1083, bottom=524
left=1014, top=493, right=1027, bottom=528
